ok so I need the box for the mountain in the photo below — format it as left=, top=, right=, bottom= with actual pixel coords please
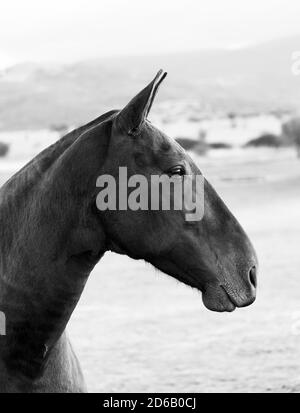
left=1, top=36, right=300, bottom=130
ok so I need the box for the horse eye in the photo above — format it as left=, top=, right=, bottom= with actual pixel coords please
left=168, top=165, right=186, bottom=176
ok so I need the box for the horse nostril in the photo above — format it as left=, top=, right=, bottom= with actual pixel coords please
left=248, top=266, right=257, bottom=289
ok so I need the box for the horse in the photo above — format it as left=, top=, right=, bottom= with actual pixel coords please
left=0, top=70, right=258, bottom=392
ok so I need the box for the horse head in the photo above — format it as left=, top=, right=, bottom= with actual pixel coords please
left=89, top=70, right=258, bottom=312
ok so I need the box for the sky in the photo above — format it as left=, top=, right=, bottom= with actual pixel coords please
left=1, top=0, right=300, bottom=69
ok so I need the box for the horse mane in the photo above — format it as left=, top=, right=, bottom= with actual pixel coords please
left=2, top=110, right=118, bottom=191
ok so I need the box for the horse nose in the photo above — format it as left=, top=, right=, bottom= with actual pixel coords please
left=238, top=265, right=257, bottom=307
left=248, top=265, right=257, bottom=289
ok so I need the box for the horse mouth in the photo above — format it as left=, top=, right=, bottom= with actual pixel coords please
left=202, top=285, right=237, bottom=313
left=202, top=284, right=256, bottom=313
left=148, top=258, right=255, bottom=313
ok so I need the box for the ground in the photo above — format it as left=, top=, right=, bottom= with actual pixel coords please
left=1, top=147, right=300, bottom=393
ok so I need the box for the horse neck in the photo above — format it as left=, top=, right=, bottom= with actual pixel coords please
left=0, top=113, right=114, bottom=379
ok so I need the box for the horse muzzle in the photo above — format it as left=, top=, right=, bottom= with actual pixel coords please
left=202, top=265, right=257, bottom=312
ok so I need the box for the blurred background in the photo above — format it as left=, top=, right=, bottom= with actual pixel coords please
left=1, top=0, right=300, bottom=392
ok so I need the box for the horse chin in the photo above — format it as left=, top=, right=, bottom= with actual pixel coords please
left=202, top=285, right=236, bottom=313
left=149, top=257, right=236, bottom=312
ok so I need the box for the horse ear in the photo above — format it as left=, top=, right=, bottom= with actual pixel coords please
left=116, top=69, right=167, bottom=136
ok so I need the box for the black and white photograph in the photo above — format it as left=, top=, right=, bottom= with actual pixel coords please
left=0, top=0, right=300, bottom=397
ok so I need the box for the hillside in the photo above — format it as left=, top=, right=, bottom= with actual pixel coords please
left=1, top=36, right=300, bottom=130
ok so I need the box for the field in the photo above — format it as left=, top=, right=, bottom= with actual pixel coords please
left=1, top=142, right=300, bottom=393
